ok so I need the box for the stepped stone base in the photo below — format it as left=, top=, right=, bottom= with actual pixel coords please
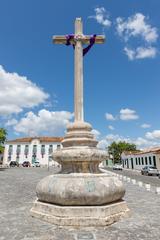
left=30, top=199, right=130, bottom=227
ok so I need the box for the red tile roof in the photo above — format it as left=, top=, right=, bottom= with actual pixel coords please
left=7, top=136, right=63, bottom=143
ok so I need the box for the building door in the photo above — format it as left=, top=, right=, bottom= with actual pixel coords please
left=32, top=154, right=36, bottom=164
left=122, top=160, right=124, bottom=168
left=126, top=159, right=129, bottom=168
left=131, top=158, right=134, bottom=169
left=153, top=156, right=156, bottom=167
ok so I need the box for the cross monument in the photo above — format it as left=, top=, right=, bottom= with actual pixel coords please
left=53, top=18, right=105, bottom=122
left=31, top=18, right=130, bottom=227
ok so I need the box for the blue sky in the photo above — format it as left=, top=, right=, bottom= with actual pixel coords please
left=0, top=0, right=160, bottom=149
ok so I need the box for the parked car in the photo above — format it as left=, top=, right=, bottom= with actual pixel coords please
left=141, top=166, right=159, bottom=176
left=22, top=161, right=31, bottom=167
left=9, top=161, right=19, bottom=167
left=112, top=164, right=123, bottom=170
left=32, top=161, right=40, bottom=167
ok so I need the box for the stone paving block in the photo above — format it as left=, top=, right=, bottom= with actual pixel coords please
left=76, top=232, right=95, bottom=240
left=0, top=168, right=160, bottom=240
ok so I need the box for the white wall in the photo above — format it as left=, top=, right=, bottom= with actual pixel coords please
left=122, top=152, right=159, bottom=170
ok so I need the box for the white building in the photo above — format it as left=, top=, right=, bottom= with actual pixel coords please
left=121, top=147, right=160, bottom=170
left=3, top=137, right=63, bottom=166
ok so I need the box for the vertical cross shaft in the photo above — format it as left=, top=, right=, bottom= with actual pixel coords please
left=74, top=18, right=84, bottom=122
left=53, top=18, right=105, bottom=123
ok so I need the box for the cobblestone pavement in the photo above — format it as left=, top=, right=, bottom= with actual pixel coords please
left=105, top=167, right=160, bottom=187
left=0, top=168, right=160, bottom=240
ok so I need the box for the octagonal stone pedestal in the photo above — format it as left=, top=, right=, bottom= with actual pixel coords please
left=31, top=199, right=129, bottom=227
left=30, top=121, right=130, bottom=226
left=30, top=173, right=130, bottom=226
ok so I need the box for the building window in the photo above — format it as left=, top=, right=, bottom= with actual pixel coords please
left=153, top=156, right=156, bottom=167
left=16, top=145, right=21, bottom=161
left=24, top=145, right=29, bottom=157
left=48, top=156, right=52, bottom=162
left=33, top=145, right=37, bottom=154
left=8, top=145, right=13, bottom=155
left=141, top=157, right=144, bottom=165
left=145, top=157, right=148, bottom=165
left=122, top=160, right=124, bottom=168
left=149, top=156, right=152, bottom=165
left=138, top=157, right=141, bottom=165
left=135, top=158, right=138, bottom=165
left=8, top=155, right=11, bottom=162
left=49, top=145, right=53, bottom=155
left=41, top=145, right=45, bottom=157
left=57, top=144, right=61, bottom=150
left=126, top=159, right=129, bottom=168
left=131, top=158, right=134, bottom=169
left=16, top=145, right=21, bottom=155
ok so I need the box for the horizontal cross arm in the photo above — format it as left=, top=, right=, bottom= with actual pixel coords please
left=53, top=35, right=105, bottom=44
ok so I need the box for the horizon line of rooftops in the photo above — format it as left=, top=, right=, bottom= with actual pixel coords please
left=6, top=136, right=63, bottom=143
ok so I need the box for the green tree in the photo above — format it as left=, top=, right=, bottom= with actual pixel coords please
left=0, top=128, right=7, bottom=153
left=108, top=141, right=137, bottom=164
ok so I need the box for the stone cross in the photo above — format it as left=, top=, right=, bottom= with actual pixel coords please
left=31, top=18, right=129, bottom=227
left=53, top=18, right=105, bottom=122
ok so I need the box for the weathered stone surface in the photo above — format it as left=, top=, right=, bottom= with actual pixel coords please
left=36, top=173, right=125, bottom=205
left=30, top=199, right=130, bottom=226
left=54, top=147, right=107, bottom=173
left=62, top=122, right=98, bottom=147
left=66, top=121, right=92, bottom=131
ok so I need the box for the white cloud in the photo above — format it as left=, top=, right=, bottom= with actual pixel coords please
left=146, top=130, right=160, bottom=140
left=105, top=109, right=139, bottom=121
left=89, top=7, right=111, bottom=28
left=97, top=133, right=130, bottom=149
left=97, top=132, right=160, bottom=150
left=97, top=139, right=108, bottom=149
left=105, top=113, right=116, bottom=121
left=136, top=46, right=157, bottom=59
left=104, top=134, right=158, bottom=149
left=91, top=129, right=101, bottom=139
left=134, top=137, right=150, bottom=147
left=141, top=123, right=151, bottom=129
left=116, top=13, right=158, bottom=60
left=105, top=134, right=130, bottom=143
left=0, top=65, right=49, bottom=116
left=5, top=119, right=18, bottom=126
left=124, top=46, right=157, bottom=60
left=124, top=47, right=135, bottom=60
left=14, top=109, right=74, bottom=136
left=120, top=108, right=139, bottom=120
left=134, top=137, right=160, bottom=149
left=106, top=134, right=119, bottom=142
left=116, top=13, right=158, bottom=43
left=108, top=125, right=115, bottom=130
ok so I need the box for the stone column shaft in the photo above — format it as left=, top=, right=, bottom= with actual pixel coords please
left=74, top=18, right=84, bottom=122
